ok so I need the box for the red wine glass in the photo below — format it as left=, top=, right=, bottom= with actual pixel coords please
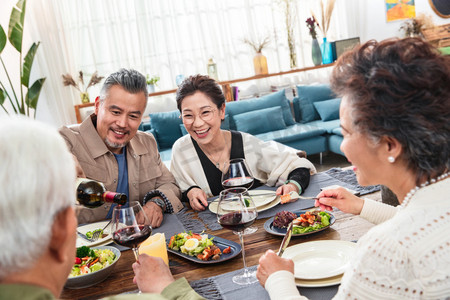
left=217, top=187, right=258, bottom=285
left=221, top=158, right=257, bottom=235
left=112, top=202, right=152, bottom=261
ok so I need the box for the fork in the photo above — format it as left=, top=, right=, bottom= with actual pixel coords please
left=77, top=219, right=112, bottom=242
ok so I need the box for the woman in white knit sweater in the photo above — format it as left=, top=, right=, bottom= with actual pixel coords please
left=257, top=38, right=450, bottom=299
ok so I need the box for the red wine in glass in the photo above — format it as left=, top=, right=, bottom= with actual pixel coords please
left=221, top=159, right=257, bottom=235
left=219, top=212, right=257, bottom=232
left=222, top=177, right=254, bottom=189
left=112, top=225, right=152, bottom=249
left=217, top=187, right=258, bottom=285
left=112, top=202, right=151, bottom=262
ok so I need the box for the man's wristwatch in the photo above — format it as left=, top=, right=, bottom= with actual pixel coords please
left=147, top=197, right=166, bottom=212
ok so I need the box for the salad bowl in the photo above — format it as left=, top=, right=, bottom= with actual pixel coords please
left=64, top=246, right=121, bottom=289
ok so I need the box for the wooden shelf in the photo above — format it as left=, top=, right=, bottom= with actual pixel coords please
left=74, top=63, right=335, bottom=123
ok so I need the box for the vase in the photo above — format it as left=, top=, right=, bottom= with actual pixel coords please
left=311, top=38, right=322, bottom=66
left=80, top=92, right=90, bottom=104
left=321, top=37, right=333, bottom=64
left=253, top=52, right=268, bottom=75
left=147, top=84, right=155, bottom=94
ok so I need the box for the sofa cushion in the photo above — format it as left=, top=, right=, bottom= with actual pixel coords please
left=331, top=127, right=343, bottom=136
left=294, top=84, right=336, bottom=123
left=254, top=123, right=326, bottom=144
left=313, top=98, right=341, bottom=121
left=144, top=128, right=159, bottom=150
left=149, top=110, right=182, bottom=149
left=233, top=106, right=287, bottom=135
left=308, top=119, right=341, bottom=134
left=226, top=89, right=295, bottom=129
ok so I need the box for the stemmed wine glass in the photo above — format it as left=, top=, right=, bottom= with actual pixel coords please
left=221, top=158, right=257, bottom=234
left=217, top=187, right=258, bottom=285
left=112, top=202, right=152, bottom=261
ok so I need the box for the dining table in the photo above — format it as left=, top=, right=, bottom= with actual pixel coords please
left=61, top=188, right=381, bottom=300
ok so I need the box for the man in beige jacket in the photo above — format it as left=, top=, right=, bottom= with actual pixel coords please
left=60, top=69, right=183, bottom=228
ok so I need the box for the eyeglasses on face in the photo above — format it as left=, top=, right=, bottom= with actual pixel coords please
left=181, top=108, right=216, bottom=125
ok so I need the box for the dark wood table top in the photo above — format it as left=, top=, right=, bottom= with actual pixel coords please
left=61, top=192, right=380, bottom=300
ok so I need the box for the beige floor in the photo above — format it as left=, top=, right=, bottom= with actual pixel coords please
left=307, top=152, right=351, bottom=173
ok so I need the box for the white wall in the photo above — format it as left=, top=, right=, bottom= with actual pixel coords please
left=358, top=0, right=449, bottom=43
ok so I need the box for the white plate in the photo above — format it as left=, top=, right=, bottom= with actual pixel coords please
left=295, top=274, right=343, bottom=287
left=282, top=240, right=356, bottom=280
left=209, top=192, right=280, bottom=214
left=248, top=190, right=277, bottom=208
left=76, top=221, right=113, bottom=248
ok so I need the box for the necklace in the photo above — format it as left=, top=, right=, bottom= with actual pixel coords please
left=199, top=131, right=228, bottom=170
left=400, top=172, right=449, bottom=209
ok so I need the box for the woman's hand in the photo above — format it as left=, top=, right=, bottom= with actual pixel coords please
left=256, top=249, right=294, bottom=287
left=275, top=183, right=298, bottom=203
left=187, top=188, right=208, bottom=211
left=315, top=187, right=364, bottom=215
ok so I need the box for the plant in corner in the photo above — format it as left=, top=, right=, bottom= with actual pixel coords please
left=0, top=0, right=46, bottom=117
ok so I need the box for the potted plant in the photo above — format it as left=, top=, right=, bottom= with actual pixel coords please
left=62, top=71, right=104, bottom=104
left=243, top=35, right=270, bottom=75
left=146, top=75, right=160, bottom=93
left=0, top=0, right=46, bottom=118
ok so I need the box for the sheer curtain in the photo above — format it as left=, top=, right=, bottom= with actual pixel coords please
left=28, top=0, right=359, bottom=125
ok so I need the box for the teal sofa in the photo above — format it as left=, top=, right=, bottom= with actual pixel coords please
left=293, top=84, right=344, bottom=156
left=139, top=85, right=344, bottom=163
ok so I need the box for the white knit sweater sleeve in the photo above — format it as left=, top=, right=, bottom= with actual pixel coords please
left=265, top=271, right=308, bottom=300
left=359, top=198, right=397, bottom=224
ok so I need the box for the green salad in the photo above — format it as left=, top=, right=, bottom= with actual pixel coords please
left=69, top=246, right=116, bottom=277
left=292, top=211, right=331, bottom=234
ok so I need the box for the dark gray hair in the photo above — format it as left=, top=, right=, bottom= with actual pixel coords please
left=331, top=38, right=450, bottom=184
left=99, top=68, right=148, bottom=102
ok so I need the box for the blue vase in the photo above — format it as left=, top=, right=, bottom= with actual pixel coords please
left=311, top=38, right=322, bottom=66
left=321, top=37, right=333, bottom=64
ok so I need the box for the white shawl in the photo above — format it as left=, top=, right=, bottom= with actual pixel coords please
left=170, top=131, right=316, bottom=197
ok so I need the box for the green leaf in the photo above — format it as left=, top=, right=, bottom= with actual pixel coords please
left=8, top=0, right=26, bottom=52
left=25, top=77, right=45, bottom=109
left=21, top=42, right=39, bottom=87
left=0, top=88, right=6, bottom=105
left=0, top=25, right=6, bottom=53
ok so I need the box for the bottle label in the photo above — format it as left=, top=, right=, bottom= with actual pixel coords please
left=103, top=191, right=117, bottom=203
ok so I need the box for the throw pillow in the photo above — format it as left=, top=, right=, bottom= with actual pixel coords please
left=149, top=110, right=182, bottom=149
left=295, top=84, right=336, bottom=123
left=313, top=98, right=341, bottom=121
left=226, top=90, right=295, bottom=129
left=232, top=106, right=287, bottom=135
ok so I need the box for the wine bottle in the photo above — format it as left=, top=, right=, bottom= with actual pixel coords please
left=76, top=178, right=127, bottom=208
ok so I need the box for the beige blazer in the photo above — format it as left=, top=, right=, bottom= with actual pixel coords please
left=59, top=115, right=182, bottom=224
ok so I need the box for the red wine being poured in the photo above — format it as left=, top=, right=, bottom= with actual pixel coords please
left=222, top=177, right=254, bottom=189
left=112, top=225, right=152, bottom=249
left=219, top=212, right=256, bottom=232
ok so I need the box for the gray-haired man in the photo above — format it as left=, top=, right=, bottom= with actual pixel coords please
left=60, top=68, right=183, bottom=228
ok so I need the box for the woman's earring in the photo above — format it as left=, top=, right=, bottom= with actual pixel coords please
left=388, top=156, right=395, bottom=163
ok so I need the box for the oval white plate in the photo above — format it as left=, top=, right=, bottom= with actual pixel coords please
left=208, top=191, right=280, bottom=214
left=282, top=240, right=356, bottom=280
left=248, top=190, right=277, bottom=207
left=76, top=221, right=112, bottom=248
